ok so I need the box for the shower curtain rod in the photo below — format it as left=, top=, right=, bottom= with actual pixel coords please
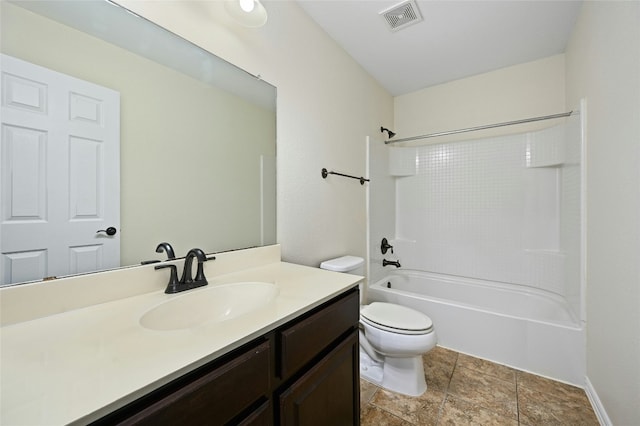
left=384, top=111, right=573, bottom=145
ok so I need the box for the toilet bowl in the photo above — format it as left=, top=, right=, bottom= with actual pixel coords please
left=320, top=256, right=437, bottom=397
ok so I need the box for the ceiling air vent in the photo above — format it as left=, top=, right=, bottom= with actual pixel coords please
left=380, top=0, right=423, bottom=32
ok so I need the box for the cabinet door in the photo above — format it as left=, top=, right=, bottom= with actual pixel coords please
left=279, top=330, right=359, bottom=426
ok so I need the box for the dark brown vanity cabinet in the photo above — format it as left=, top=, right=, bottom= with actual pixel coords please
left=94, top=287, right=359, bottom=426
left=277, top=289, right=360, bottom=426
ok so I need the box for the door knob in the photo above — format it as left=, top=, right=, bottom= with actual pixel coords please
left=96, top=227, right=117, bottom=236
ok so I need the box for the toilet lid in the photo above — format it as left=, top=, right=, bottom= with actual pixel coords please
left=360, top=302, right=433, bottom=334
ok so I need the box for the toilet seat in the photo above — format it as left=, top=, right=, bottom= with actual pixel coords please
left=360, top=302, right=433, bottom=335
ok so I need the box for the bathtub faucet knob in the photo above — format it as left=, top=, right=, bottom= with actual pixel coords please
left=381, top=238, right=394, bottom=255
left=383, top=259, right=401, bottom=268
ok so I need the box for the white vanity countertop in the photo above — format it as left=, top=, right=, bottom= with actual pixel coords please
left=0, top=255, right=361, bottom=425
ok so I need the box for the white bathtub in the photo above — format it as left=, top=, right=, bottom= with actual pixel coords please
left=367, top=270, right=585, bottom=386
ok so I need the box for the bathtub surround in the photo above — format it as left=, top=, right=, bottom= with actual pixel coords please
left=367, top=135, right=397, bottom=288
left=395, top=116, right=583, bottom=317
left=368, top=112, right=585, bottom=384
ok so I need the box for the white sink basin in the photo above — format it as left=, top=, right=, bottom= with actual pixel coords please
left=140, top=281, right=279, bottom=331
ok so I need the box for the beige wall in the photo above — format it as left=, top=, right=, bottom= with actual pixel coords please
left=565, top=2, right=640, bottom=424
left=116, top=0, right=394, bottom=267
left=394, top=54, right=567, bottom=145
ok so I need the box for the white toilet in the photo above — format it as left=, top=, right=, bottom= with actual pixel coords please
left=320, top=255, right=437, bottom=397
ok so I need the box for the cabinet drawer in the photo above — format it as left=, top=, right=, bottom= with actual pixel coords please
left=119, top=340, right=270, bottom=426
left=279, top=289, right=358, bottom=378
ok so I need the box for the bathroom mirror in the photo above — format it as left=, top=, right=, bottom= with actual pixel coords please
left=0, top=0, right=277, bottom=286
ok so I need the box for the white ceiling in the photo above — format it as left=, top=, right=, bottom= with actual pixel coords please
left=296, top=0, right=582, bottom=96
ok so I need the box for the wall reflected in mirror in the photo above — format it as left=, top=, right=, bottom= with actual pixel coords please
left=0, top=0, right=277, bottom=286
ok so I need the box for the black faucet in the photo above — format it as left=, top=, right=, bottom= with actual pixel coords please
left=155, top=248, right=214, bottom=294
left=155, top=242, right=176, bottom=260
left=382, top=259, right=401, bottom=268
left=180, top=248, right=208, bottom=286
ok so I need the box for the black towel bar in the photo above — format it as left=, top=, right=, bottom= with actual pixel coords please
left=321, top=168, right=369, bottom=185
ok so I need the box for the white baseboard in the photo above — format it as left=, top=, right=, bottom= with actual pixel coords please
left=585, top=376, right=612, bottom=426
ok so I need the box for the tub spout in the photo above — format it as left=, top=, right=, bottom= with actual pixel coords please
left=383, top=259, right=401, bottom=268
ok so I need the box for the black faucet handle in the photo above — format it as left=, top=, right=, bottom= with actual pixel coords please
left=381, top=238, right=394, bottom=254
left=156, top=242, right=176, bottom=260
left=155, top=264, right=179, bottom=293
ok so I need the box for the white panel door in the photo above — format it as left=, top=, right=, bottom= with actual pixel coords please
left=0, top=54, right=120, bottom=285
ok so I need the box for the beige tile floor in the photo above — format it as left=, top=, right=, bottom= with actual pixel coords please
left=360, top=346, right=600, bottom=426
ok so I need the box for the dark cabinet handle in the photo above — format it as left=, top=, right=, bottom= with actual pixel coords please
left=96, top=227, right=117, bottom=236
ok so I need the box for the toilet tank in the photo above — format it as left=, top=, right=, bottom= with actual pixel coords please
left=320, top=256, right=364, bottom=276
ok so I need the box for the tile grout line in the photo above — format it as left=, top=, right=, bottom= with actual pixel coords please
left=363, top=382, right=412, bottom=425
left=515, top=371, right=521, bottom=425
left=434, top=351, right=459, bottom=426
